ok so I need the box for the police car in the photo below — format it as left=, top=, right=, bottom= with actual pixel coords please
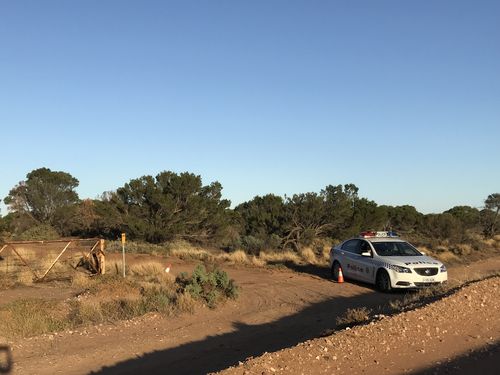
left=329, top=231, right=447, bottom=291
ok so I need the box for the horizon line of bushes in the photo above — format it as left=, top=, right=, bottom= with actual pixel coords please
left=0, top=167, right=499, bottom=253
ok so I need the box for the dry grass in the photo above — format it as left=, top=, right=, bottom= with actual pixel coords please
left=85, top=277, right=142, bottom=302
left=454, top=243, right=473, bottom=256
left=433, top=250, right=460, bottom=264
left=336, top=307, right=372, bottom=327
left=106, top=259, right=125, bottom=275
left=170, top=248, right=215, bottom=262
left=16, top=270, right=34, bottom=285
left=250, top=256, right=266, bottom=267
left=71, top=271, right=93, bottom=288
left=419, top=245, right=461, bottom=264
left=389, top=283, right=451, bottom=312
left=0, top=299, right=68, bottom=337
left=222, top=250, right=249, bottom=264
left=0, top=247, right=76, bottom=286
left=0, top=263, right=239, bottom=338
left=483, top=238, right=496, bottom=247
left=128, top=260, right=176, bottom=285
left=12, top=247, right=37, bottom=262
left=176, top=291, right=196, bottom=314
left=129, top=261, right=166, bottom=276
left=321, top=246, right=331, bottom=263
left=300, top=247, right=317, bottom=265
left=0, top=273, right=13, bottom=289
left=166, top=240, right=218, bottom=262
left=258, top=250, right=301, bottom=264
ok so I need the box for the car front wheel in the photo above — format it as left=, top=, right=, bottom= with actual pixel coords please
left=376, top=269, right=392, bottom=292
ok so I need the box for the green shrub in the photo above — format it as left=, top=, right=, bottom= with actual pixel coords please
left=176, top=264, right=239, bottom=308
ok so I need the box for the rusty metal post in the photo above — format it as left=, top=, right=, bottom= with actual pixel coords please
left=99, top=239, right=106, bottom=275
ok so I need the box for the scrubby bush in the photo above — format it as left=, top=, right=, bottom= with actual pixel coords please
left=336, top=307, right=372, bottom=327
left=176, top=264, right=239, bottom=308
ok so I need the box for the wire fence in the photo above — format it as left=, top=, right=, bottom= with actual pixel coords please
left=0, top=239, right=105, bottom=282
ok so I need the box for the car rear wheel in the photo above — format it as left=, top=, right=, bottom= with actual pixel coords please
left=331, top=261, right=341, bottom=281
left=376, top=270, right=391, bottom=292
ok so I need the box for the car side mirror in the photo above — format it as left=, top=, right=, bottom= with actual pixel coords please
left=361, top=251, right=371, bottom=257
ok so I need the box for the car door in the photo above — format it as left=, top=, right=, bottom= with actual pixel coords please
left=348, top=240, right=376, bottom=283
left=339, top=239, right=362, bottom=280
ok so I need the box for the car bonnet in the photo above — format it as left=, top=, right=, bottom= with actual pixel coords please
left=379, top=255, right=441, bottom=267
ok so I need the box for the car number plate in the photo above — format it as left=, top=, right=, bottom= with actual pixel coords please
left=422, top=278, right=435, bottom=282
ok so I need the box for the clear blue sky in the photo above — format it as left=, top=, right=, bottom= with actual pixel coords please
left=1, top=1, right=499, bottom=214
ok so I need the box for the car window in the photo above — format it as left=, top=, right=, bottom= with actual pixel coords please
left=360, top=241, right=371, bottom=254
left=341, top=239, right=360, bottom=253
left=372, top=241, right=422, bottom=256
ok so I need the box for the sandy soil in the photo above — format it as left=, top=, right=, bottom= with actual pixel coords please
left=1, top=254, right=499, bottom=375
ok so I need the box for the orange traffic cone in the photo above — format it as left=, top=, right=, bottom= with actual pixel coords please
left=165, top=263, right=172, bottom=273
left=337, top=268, right=344, bottom=283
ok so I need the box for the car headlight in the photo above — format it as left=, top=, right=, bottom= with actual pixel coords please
left=389, top=265, right=412, bottom=273
left=440, top=264, right=447, bottom=273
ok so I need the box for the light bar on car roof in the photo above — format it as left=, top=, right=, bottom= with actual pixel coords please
left=360, top=231, right=399, bottom=238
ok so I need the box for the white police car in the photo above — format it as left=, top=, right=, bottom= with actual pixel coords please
left=329, top=231, right=447, bottom=291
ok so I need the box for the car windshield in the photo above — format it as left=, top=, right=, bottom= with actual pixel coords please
left=372, top=241, right=422, bottom=256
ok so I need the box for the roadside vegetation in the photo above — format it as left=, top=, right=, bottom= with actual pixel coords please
left=0, top=168, right=500, bottom=256
left=0, top=168, right=499, bottom=268
left=0, top=262, right=238, bottom=338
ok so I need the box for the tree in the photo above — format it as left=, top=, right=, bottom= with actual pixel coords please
left=282, top=184, right=361, bottom=250
left=483, top=193, right=500, bottom=237
left=235, top=194, right=288, bottom=250
left=420, top=213, right=465, bottom=242
left=384, top=205, right=422, bottom=232
left=283, top=192, right=330, bottom=250
left=322, top=184, right=358, bottom=238
left=350, top=199, right=389, bottom=236
left=444, top=206, right=480, bottom=230
left=107, top=171, right=232, bottom=243
left=4, top=168, right=80, bottom=233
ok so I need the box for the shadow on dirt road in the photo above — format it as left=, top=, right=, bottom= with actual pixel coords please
left=270, top=261, right=413, bottom=295
left=269, top=261, right=332, bottom=280
left=412, top=340, right=500, bottom=375
left=92, top=289, right=402, bottom=375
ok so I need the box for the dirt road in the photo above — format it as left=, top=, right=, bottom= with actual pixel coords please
left=4, top=255, right=500, bottom=375
left=217, top=276, right=500, bottom=375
